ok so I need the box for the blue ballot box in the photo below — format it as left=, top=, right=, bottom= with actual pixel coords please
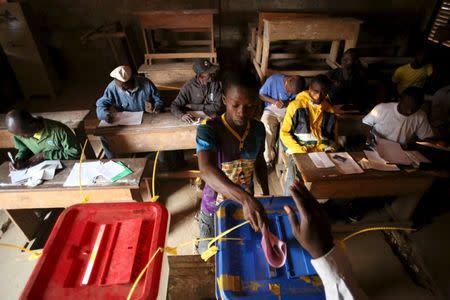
left=215, top=196, right=325, bottom=299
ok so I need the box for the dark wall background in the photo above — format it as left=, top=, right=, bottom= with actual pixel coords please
left=18, top=0, right=438, bottom=82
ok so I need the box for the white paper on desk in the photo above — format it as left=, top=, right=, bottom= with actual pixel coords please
left=328, top=152, right=364, bottom=174
left=404, top=151, right=431, bottom=165
left=98, top=111, right=144, bottom=127
left=63, top=161, right=102, bottom=187
left=9, top=160, right=62, bottom=184
left=309, top=152, right=335, bottom=168
left=97, top=161, right=126, bottom=180
left=359, top=158, right=400, bottom=171
left=375, top=137, right=412, bottom=165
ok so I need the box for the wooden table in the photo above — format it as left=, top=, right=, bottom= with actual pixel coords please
left=89, top=112, right=198, bottom=154
left=0, top=110, right=94, bottom=157
left=293, top=152, right=449, bottom=223
left=0, top=158, right=148, bottom=240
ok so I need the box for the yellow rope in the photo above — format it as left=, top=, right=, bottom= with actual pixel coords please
left=150, top=150, right=160, bottom=202
left=0, top=243, right=42, bottom=260
left=341, top=226, right=416, bottom=243
left=79, top=140, right=90, bottom=204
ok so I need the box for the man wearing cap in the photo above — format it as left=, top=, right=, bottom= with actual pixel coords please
left=171, top=59, right=223, bottom=123
left=96, top=65, right=163, bottom=158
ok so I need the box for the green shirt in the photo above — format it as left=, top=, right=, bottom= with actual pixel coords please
left=14, top=118, right=81, bottom=161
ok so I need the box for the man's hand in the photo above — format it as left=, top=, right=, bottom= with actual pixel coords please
left=27, top=153, right=45, bottom=167
left=181, top=113, right=195, bottom=123
left=275, top=100, right=284, bottom=109
left=144, top=101, right=153, bottom=113
left=241, top=194, right=267, bottom=232
left=284, top=181, right=334, bottom=259
left=105, top=113, right=114, bottom=124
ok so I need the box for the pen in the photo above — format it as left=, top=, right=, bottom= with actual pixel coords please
left=7, top=152, right=15, bottom=165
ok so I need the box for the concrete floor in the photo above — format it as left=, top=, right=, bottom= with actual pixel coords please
left=1, top=80, right=449, bottom=299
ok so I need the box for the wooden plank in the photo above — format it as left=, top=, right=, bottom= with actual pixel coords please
left=145, top=52, right=216, bottom=60
left=265, top=18, right=362, bottom=42
left=136, top=11, right=214, bottom=30
left=168, top=255, right=215, bottom=300
left=329, top=40, right=340, bottom=62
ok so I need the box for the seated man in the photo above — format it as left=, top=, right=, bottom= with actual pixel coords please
left=196, top=73, right=269, bottom=253
left=326, top=48, right=369, bottom=111
left=280, top=75, right=336, bottom=195
left=171, top=59, right=223, bottom=123
left=362, top=86, right=434, bottom=145
left=96, top=65, right=163, bottom=158
left=259, top=74, right=305, bottom=167
left=392, top=48, right=433, bottom=95
left=5, top=109, right=81, bottom=169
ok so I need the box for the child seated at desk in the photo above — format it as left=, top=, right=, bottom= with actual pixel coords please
left=5, top=109, right=81, bottom=170
left=280, top=74, right=336, bottom=195
left=362, top=86, right=434, bottom=145
left=96, top=65, right=163, bottom=158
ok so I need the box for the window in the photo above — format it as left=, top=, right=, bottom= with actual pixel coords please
left=428, top=0, right=450, bottom=47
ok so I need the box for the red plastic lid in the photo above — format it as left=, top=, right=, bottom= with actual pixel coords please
left=21, top=202, right=169, bottom=300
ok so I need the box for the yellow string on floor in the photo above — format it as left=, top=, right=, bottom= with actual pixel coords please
left=0, top=243, right=42, bottom=260
left=340, top=226, right=416, bottom=243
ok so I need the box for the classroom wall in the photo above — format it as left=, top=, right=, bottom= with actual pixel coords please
left=15, top=0, right=439, bottom=82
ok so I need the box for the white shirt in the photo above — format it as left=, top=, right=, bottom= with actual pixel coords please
left=312, top=246, right=368, bottom=300
left=362, top=102, right=433, bottom=145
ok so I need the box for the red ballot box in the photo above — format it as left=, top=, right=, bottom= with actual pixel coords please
left=21, top=202, right=169, bottom=300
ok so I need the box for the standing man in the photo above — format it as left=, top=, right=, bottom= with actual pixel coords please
left=171, top=59, right=223, bottom=123
left=96, top=65, right=163, bottom=158
left=280, top=75, right=336, bottom=195
left=5, top=109, right=80, bottom=169
left=259, top=74, right=305, bottom=167
left=196, top=73, right=269, bottom=253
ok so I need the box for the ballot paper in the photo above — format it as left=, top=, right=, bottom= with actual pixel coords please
left=328, top=152, right=364, bottom=174
left=98, top=111, right=144, bottom=127
left=375, top=137, right=412, bottom=165
left=362, top=150, right=400, bottom=171
left=405, top=151, right=431, bottom=166
left=9, top=160, right=63, bottom=184
left=63, top=161, right=102, bottom=187
left=309, top=152, right=335, bottom=168
left=63, top=160, right=133, bottom=187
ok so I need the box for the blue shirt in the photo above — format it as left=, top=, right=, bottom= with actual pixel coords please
left=259, top=74, right=296, bottom=108
left=96, top=76, right=163, bottom=120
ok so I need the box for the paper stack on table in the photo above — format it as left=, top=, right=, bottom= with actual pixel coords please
left=9, top=160, right=63, bottom=186
left=360, top=150, right=400, bottom=171
left=375, top=137, right=431, bottom=167
left=328, top=152, right=364, bottom=174
left=98, top=111, right=144, bottom=127
left=63, top=160, right=133, bottom=187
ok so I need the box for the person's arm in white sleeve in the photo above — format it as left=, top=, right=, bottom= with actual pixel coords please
left=311, top=246, right=369, bottom=300
left=416, top=113, right=434, bottom=141
left=284, top=181, right=369, bottom=300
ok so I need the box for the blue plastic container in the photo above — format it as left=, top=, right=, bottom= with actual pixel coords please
left=215, top=196, right=325, bottom=299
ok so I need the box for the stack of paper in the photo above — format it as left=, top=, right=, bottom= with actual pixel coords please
left=375, top=137, right=412, bottom=165
left=63, top=160, right=133, bottom=187
left=9, top=160, right=63, bottom=185
left=361, top=150, right=400, bottom=171
left=98, top=111, right=144, bottom=127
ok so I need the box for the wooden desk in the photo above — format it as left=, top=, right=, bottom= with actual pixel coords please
left=0, top=158, right=147, bottom=240
left=293, top=152, right=440, bottom=200
left=0, top=110, right=94, bottom=157
left=90, top=112, right=197, bottom=154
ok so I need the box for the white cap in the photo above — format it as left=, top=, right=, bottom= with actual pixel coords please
left=110, top=65, right=132, bottom=82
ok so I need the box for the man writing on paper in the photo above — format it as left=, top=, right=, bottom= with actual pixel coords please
left=5, top=109, right=81, bottom=170
left=96, top=65, right=163, bottom=158
left=362, top=86, right=434, bottom=146
left=259, top=74, right=305, bottom=168
left=171, top=59, right=223, bottom=123
left=280, top=75, right=336, bottom=195
left=196, top=72, right=269, bottom=254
